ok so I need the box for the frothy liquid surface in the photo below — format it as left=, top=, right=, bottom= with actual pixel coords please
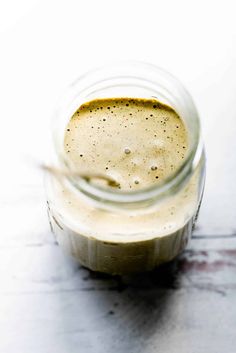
left=64, top=98, right=188, bottom=190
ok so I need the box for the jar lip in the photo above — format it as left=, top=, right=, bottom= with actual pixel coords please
left=55, top=61, right=202, bottom=206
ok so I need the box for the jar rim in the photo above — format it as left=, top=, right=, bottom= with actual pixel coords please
left=54, top=61, right=202, bottom=208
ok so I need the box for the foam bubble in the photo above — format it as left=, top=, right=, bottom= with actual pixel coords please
left=124, top=148, right=131, bottom=155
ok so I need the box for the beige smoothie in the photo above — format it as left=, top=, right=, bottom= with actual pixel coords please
left=47, top=98, right=200, bottom=274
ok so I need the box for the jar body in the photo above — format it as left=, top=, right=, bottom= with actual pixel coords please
left=46, top=62, right=205, bottom=274
left=46, top=153, right=205, bottom=274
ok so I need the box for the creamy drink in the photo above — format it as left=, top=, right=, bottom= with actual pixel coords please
left=64, top=98, right=188, bottom=190
left=47, top=97, right=202, bottom=274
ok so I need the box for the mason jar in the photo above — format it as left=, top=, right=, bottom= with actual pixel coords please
left=45, top=62, right=205, bottom=275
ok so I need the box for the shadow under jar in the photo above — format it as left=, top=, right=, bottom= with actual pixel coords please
left=45, top=62, right=206, bottom=275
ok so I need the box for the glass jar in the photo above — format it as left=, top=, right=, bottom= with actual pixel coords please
left=45, top=62, right=205, bottom=275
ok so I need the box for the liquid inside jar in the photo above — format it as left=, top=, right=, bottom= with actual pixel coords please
left=47, top=97, right=202, bottom=274
left=64, top=98, right=188, bottom=191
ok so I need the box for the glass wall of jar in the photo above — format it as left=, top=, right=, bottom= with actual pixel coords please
left=45, top=62, right=206, bottom=275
